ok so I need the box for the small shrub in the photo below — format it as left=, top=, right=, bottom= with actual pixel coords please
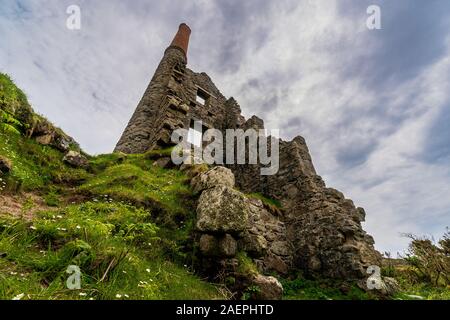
left=401, top=230, right=449, bottom=287
left=242, top=285, right=260, bottom=300
left=44, top=190, right=60, bottom=207
left=236, top=252, right=258, bottom=277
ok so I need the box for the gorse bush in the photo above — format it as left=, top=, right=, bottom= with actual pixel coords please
left=402, top=229, right=450, bottom=287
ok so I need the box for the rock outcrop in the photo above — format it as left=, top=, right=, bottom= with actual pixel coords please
left=63, top=151, right=88, bottom=168
left=250, top=275, right=284, bottom=300
left=196, top=186, right=249, bottom=235
left=193, top=166, right=290, bottom=299
left=191, top=166, right=235, bottom=194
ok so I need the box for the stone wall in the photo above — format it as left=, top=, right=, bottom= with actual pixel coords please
left=229, top=131, right=382, bottom=278
left=115, top=48, right=187, bottom=153
left=191, top=166, right=285, bottom=299
left=115, top=47, right=231, bottom=154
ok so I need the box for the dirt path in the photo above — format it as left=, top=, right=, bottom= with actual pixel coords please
left=0, top=193, right=53, bottom=220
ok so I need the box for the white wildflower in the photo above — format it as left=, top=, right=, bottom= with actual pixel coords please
left=12, top=293, right=25, bottom=300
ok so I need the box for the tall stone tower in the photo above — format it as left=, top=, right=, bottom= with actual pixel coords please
left=115, top=24, right=382, bottom=280
left=115, top=23, right=247, bottom=155
left=115, top=23, right=191, bottom=154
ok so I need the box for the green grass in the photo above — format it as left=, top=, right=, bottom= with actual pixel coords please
left=0, top=201, right=227, bottom=300
left=0, top=73, right=33, bottom=128
left=80, top=154, right=192, bottom=227
left=388, top=265, right=450, bottom=300
left=236, top=251, right=259, bottom=277
left=393, top=284, right=450, bottom=300
left=0, top=129, right=89, bottom=191
left=144, top=147, right=175, bottom=160
left=247, top=193, right=282, bottom=209
left=281, top=276, right=371, bottom=300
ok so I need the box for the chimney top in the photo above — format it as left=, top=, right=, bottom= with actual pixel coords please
left=167, top=23, right=191, bottom=60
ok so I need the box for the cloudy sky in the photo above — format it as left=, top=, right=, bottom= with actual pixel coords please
left=1, top=0, right=449, bottom=255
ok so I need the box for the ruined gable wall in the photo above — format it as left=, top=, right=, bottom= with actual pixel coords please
left=229, top=131, right=382, bottom=279
left=115, top=47, right=235, bottom=154
left=115, top=48, right=188, bottom=154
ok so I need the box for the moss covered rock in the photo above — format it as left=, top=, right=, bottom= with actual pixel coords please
left=196, top=186, right=249, bottom=235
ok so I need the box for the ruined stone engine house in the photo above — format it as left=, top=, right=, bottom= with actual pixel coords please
left=115, top=24, right=381, bottom=280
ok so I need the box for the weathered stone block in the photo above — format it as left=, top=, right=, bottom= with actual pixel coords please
left=264, top=255, right=289, bottom=274
left=63, top=151, right=88, bottom=168
left=219, top=234, right=237, bottom=257
left=239, top=234, right=268, bottom=257
left=270, top=241, right=291, bottom=256
left=191, top=166, right=235, bottom=194
left=35, top=134, right=53, bottom=145
left=199, top=234, right=237, bottom=257
left=251, top=275, right=283, bottom=300
left=196, top=186, right=248, bottom=235
left=152, top=157, right=173, bottom=169
left=199, top=234, right=218, bottom=256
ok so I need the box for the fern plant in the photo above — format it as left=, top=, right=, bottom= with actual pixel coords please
left=0, top=109, right=23, bottom=135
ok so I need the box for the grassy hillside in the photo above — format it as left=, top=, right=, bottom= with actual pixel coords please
left=0, top=201, right=226, bottom=300
left=0, top=134, right=225, bottom=299
left=0, top=74, right=227, bottom=300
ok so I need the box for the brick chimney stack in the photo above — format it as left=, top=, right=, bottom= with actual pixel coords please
left=167, top=23, right=191, bottom=60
